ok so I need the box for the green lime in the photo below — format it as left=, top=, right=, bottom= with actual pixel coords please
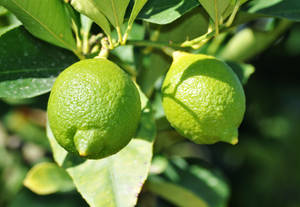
left=162, top=51, right=245, bottom=144
left=47, top=58, right=141, bottom=159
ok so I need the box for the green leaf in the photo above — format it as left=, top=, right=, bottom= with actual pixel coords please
left=71, top=0, right=111, bottom=38
left=147, top=177, right=208, bottom=207
left=0, top=13, right=21, bottom=36
left=222, top=0, right=250, bottom=22
left=219, top=20, right=292, bottom=61
left=147, top=158, right=230, bottom=207
left=65, top=3, right=81, bottom=33
left=128, top=0, right=148, bottom=27
left=24, top=162, right=74, bottom=195
left=198, top=0, right=231, bottom=23
left=47, top=90, right=156, bottom=207
left=3, top=109, right=50, bottom=150
left=94, top=0, right=130, bottom=28
left=137, top=0, right=200, bottom=25
left=158, top=7, right=209, bottom=43
left=245, top=0, right=300, bottom=21
left=0, top=0, right=76, bottom=51
left=0, top=5, right=7, bottom=16
left=0, top=27, right=77, bottom=99
left=9, top=190, right=89, bottom=207
left=226, top=61, right=255, bottom=85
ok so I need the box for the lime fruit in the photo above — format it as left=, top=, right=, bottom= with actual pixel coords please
left=162, top=51, right=246, bottom=144
left=47, top=58, right=141, bottom=159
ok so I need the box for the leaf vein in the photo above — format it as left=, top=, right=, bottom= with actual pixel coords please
left=10, top=0, right=74, bottom=50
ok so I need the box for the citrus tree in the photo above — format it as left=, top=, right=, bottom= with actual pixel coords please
left=0, top=0, right=298, bottom=206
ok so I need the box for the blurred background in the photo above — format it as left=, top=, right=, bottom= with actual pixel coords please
left=1, top=4, right=300, bottom=207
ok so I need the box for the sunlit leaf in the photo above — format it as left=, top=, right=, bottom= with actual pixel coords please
left=24, top=162, right=74, bottom=195
left=71, top=0, right=111, bottom=38
left=0, top=0, right=76, bottom=51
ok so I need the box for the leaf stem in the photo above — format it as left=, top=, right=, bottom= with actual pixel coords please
left=82, top=30, right=90, bottom=54
left=116, top=26, right=123, bottom=44
left=121, top=25, right=131, bottom=45
left=225, top=0, right=241, bottom=27
left=71, top=20, right=82, bottom=51
left=214, top=0, right=219, bottom=36
left=180, top=27, right=216, bottom=49
left=73, top=50, right=85, bottom=60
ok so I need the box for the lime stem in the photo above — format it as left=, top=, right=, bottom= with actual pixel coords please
left=73, top=49, right=85, bottom=60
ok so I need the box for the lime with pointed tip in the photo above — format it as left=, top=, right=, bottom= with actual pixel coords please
left=47, top=58, right=141, bottom=159
left=162, top=51, right=245, bottom=145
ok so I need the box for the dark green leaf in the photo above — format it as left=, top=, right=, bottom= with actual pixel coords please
left=147, top=176, right=208, bottom=207
left=0, top=27, right=77, bottom=99
left=0, top=0, right=76, bottom=50
left=9, top=190, right=89, bottom=207
left=147, top=158, right=230, bottom=207
left=137, top=0, right=200, bottom=24
left=245, top=0, right=300, bottom=21
left=128, top=0, right=148, bottom=27
left=226, top=61, right=255, bottom=85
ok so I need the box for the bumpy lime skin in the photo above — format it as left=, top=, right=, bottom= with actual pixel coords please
left=162, top=52, right=246, bottom=145
left=47, top=58, right=141, bottom=159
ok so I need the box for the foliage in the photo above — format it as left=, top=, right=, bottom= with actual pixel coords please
left=0, top=0, right=299, bottom=207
